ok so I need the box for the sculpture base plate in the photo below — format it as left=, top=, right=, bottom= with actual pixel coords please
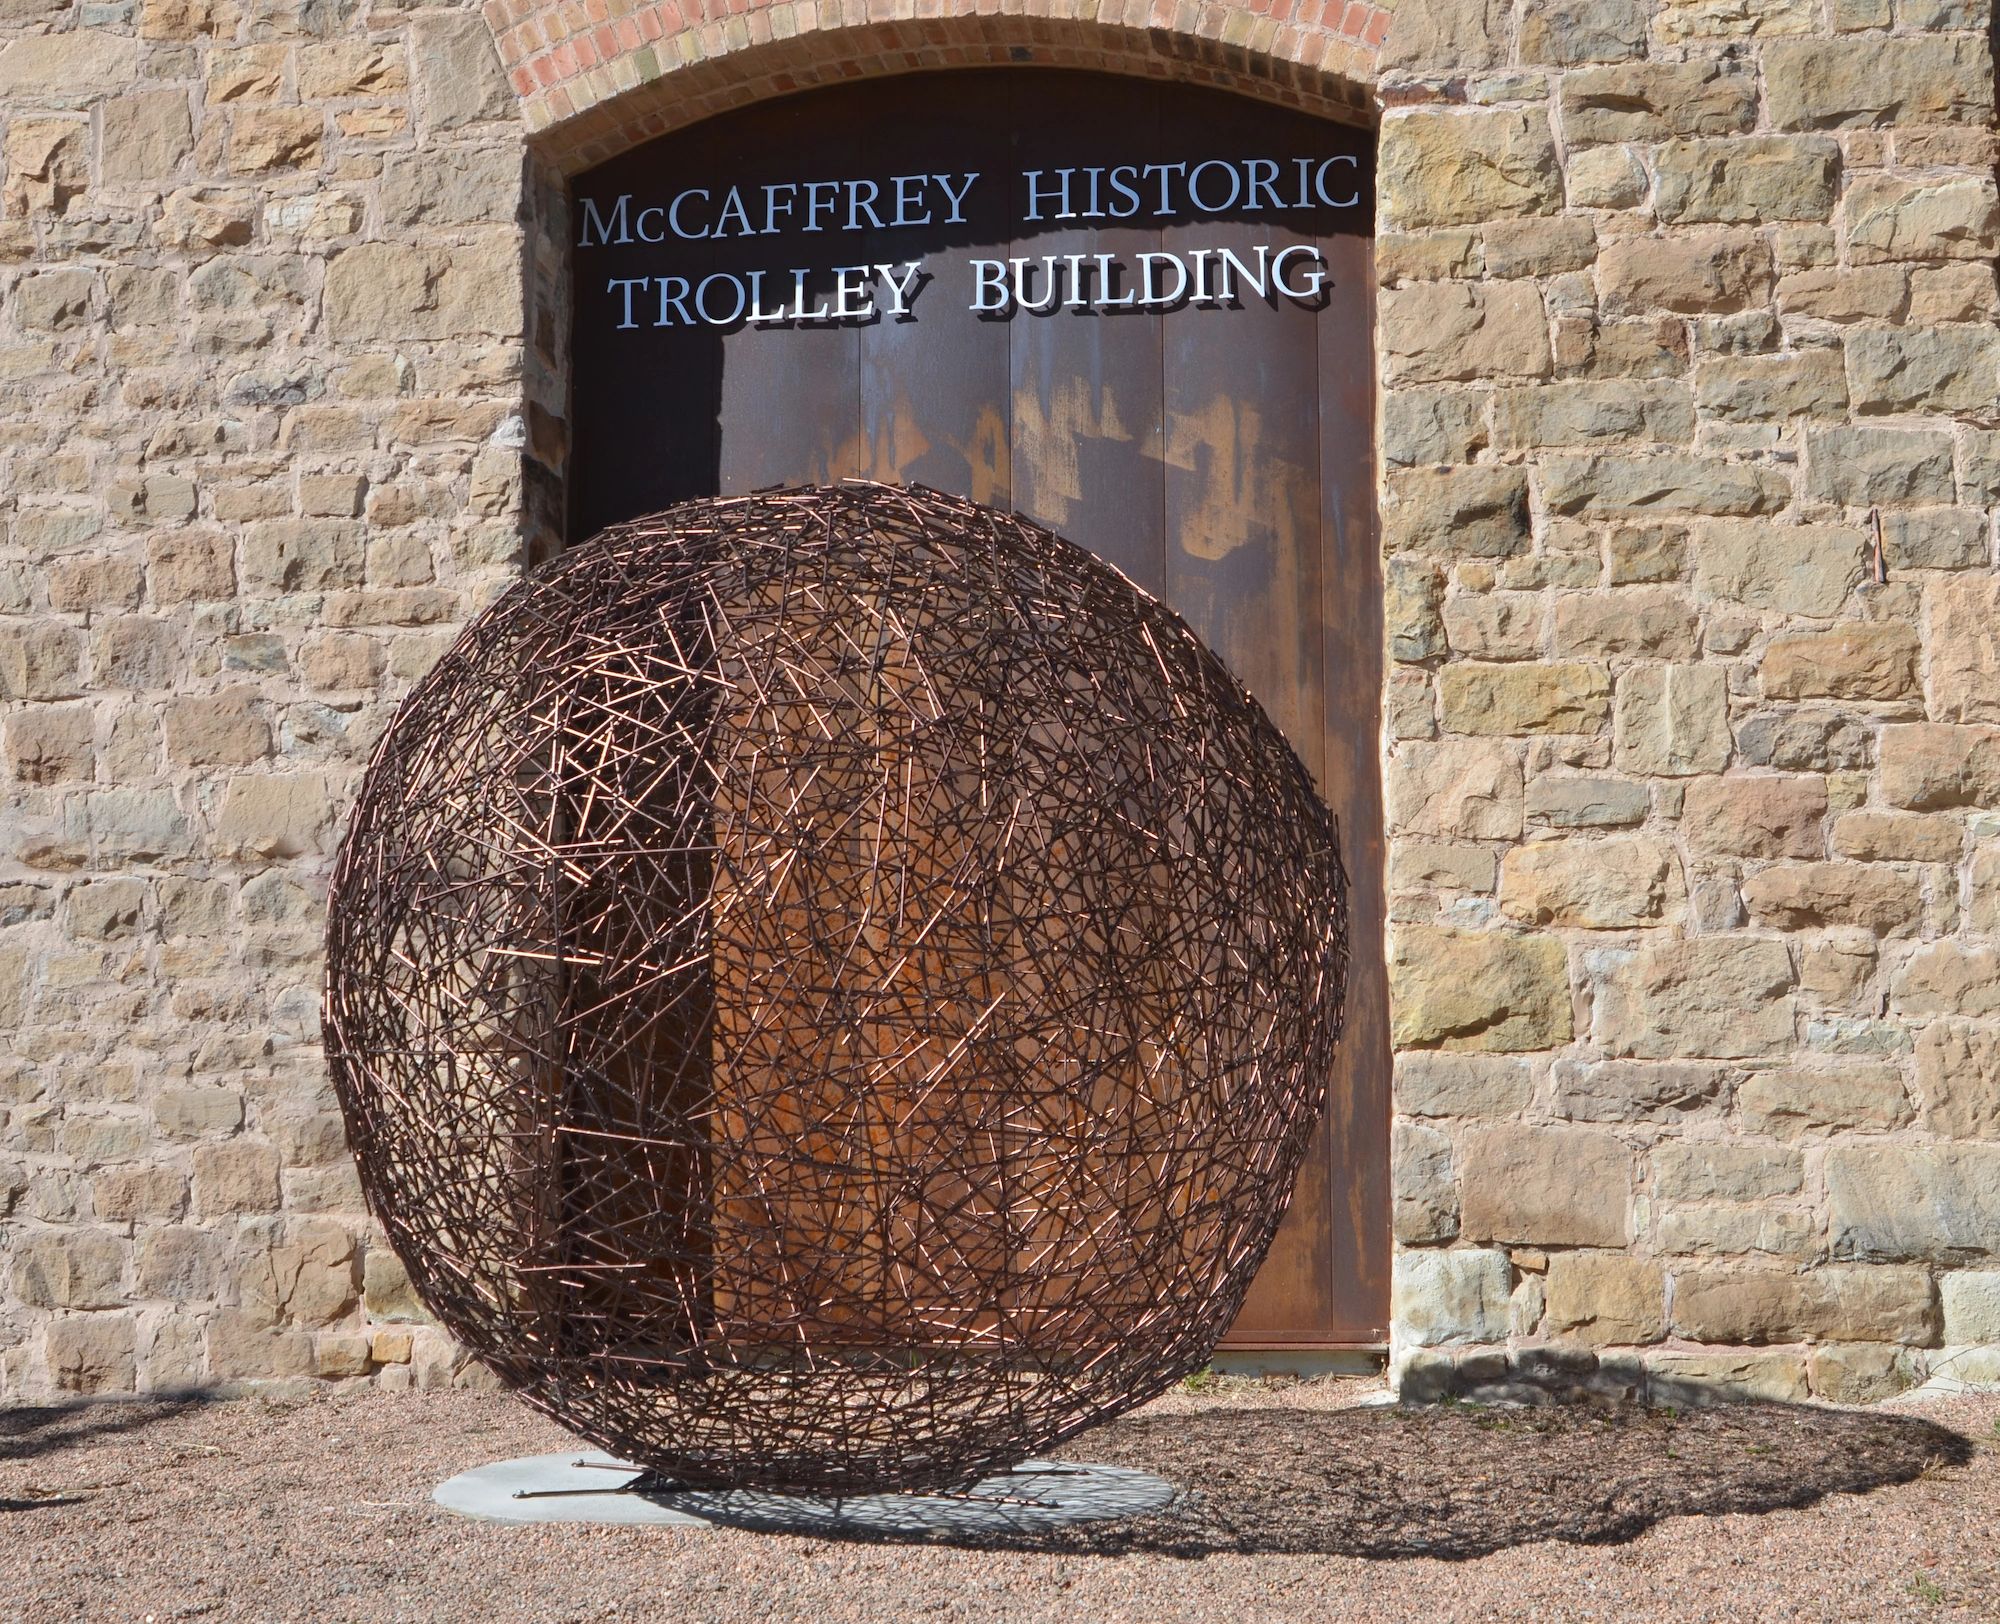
left=433, top=1450, right=1175, bottom=1535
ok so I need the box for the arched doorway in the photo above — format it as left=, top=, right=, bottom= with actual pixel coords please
left=562, top=67, right=1387, bottom=1350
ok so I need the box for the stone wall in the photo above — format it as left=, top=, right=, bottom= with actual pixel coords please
left=1380, top=0, right=2000, bottom=1403
left=4, top=0, right=2000, bottom=1404
left=0, top=0, right=547, bottom=1396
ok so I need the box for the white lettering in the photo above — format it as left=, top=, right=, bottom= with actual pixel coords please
left=1187, top=159, right=1241, bottom=213
left=969, top=258, right=1010, bottom=313
left=668, top=188, right=709, bottom=240
left=635, top=206, right=665, bottom=243
left=1139, top=252, right=1187, bottom=307
left=607, top=275, right=646, bottom=327
left=696, top=272, right=748, bottom=325
left=1022, top=169, right=1074, bottom=223
left=579, top=194, right=632, bottom=247
left=933, top=172, right=979, bottom=223
left=1316, top=155, right=1361, bottom=208
left=875, top=261, right=925, bottom=318
left=713, top=186, right=756, bottom=238
left=1271, top=244, right=1327, bottom=301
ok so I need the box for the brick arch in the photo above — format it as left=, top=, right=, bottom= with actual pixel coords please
left=483, top=0, right=1388, bottom=171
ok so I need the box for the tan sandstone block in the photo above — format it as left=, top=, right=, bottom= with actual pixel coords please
left=410, top=12, right=515, bottom=129
left=297, top=40, right=406, bottom=100
left=1645, top=1349, right=1808, bottom=1403
left=1383, top=466, right=1530, bottom=558
left=134, top=1227, right=227, bottom=1302
left=1927, top=575, right=2000, bottom=725
left=1847, top=174, right=2000, bottom=264
left=163, top=688, right=271, bottom=767
left=1560, top=62, right=1757, bottom=145
left=238, top=1218, right=357, bottom=1328
left=1848, top=328, right=2000, bottom=417
left=1761, top=624, right=1921, bottom=704
left=1669, top=1265, right=1935, bottom=1345
left=1389, top=741, right=1525, bottom=840
left=205, top=1308, right=312, bottom=1381
left=1381, top=110, right=1561, bottom=231
left=1739, top=1065, right=1914, bottom=1136
left=1601, top=937, right=1795, bottom=1059
left=1881, top=725, right=2000, bottom=810
left=1695, top=349, right=1847, bottom=424
left=1834, top=812, right=1962, bottom=863
left=1550, top=590, right=1699, bottom=660
left=191, top=1142, right=280, bottom=1216
left=1440, top=663, right=1611, bottom=736
left=1777, top=266, right=1909, bottom=323
left=207, top=44, right=287, bottom=103
left=1380, top=281, right=1551, bottom=385
left=93, top=1164, right=186, bottom=1222
left=1389, top=927, right=1572, bottom=1052
left=1499, top=836, right=1683, bottom=928
left=1692, top=522, right=1865, bottom=617
left=0, top=33, right=138, bottom=98
left=1829, top=1143, right=2000, bottom=1261
left=1614, top=666, right=1730, bottom=776
left=1598, top=232, right=1773, bottom=317
left=1460, top=1125, right=1632, bottom=1247
left=1544, top=1253, right=1664, bottom=1345
left=1682, top=776, right=1827, bottom=859
left=4, top=704, right=93, bottom=785
left=1765, top=36, right=1991, bottom=130
left=99, top=91, right=192, bottom=188
left=210, top=773, right=337, bottom=861
left=1743, top=862, right=1923, bottom=933
left=1915, top=1022, right=2000, bottom=1138
left=1540, top=454, right=1789, bottom=518
left=44, top=1314, right=136, bottom=1395
left=12, top=1229, right=125, bottom=1309
left=0, top=622, right=82, bottom=701
left=1895, top=943, right=2000, bottom=1017
left=228, top=107, right=322, bottom=176
left=1810, top=1343, right=1914, bottom=1404
left=1653, top=1143, right=1804, bottom=1202
left=6, top=118, right=86, bottom=216
left=1655, top=0, right=1817, bottom=39
left=1654, top=136, right=1840, bottom=225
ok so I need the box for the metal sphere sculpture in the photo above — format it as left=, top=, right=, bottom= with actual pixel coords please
left=325, top=482, right=1348, bottom=1496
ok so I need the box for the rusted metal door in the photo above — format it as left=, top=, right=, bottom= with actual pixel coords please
left=568, top=68, right=1388, bottom=1349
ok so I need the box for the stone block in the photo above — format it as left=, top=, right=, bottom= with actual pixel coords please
left=1394, top=1122, right=1458, bottom=1244
left=1442, top=593, right=1540, bottom=660
left=1644, top=1349, right=1808, bottom=1404
left=1614, top=665, right=1731, bottom=777
left=1828, top=1144, right=2000, bottom=1261
left=1927, top=576, right=2000, bottom=724
left=228, top=107, right=322, bottom=176
left=297, top=40, right=405, bottom=100
left=1761, top=624, right=1921, bottom=703
left=1739, top=1065, right=1914, bottom=1136
left=362, top=1245, right=430, bottom=1323
left=1378, top=0, right=1512, bottom=72
left=100, top=91, right=192, bottom=187
left=1849, top=329, right=2000, bottom=418
left=1380, top=281, right=1550, bottom=385
left=242, top=519, right=363, bottom=592
left=1915, top=1023, right=2000, bottom=1139
left=74, top=787, right=192, bottom=864
left=1541, top=454, right=1789, bottom=518
left=0, top=622, right=81, bottom=702
left=1682, top=776, right=1826, bottom=860
left=1765, top=36, right=1991, bottom=130
left=1381, top=111, right=1562, bottom=232
left=207, top=44, right=285, bottom=103
left=1879, top=724, right=2000, bottom=809
left=1482, top=217, right=1598, bottom=280
left=1382, top=466, right=1530, bottom=558
left=1551, top=589, right=1699, bottom=660
left=154, top=1087, right=244, bottom=1140
left=1655, top=0, right=1818, bottom=38
left=1657, top=1205, right=1816, bottom=1259
left=1525, top=775, right=1650, bottom=829
left=1553, top=1060, right=1726, bottom=1122
left=411, top=10, right=517, bottom=128
left=1806, top=428, right=1955, bottom=507
left=0, top=33, right=138, bottom=98
left=1392, top=1247, right=1512, bottom=1346
left=378, top=146, right=520, bottom=230
left=1499, top=836, right=1682, bottom=928
left=1492, top=382, right=1692, bottom=451
left=1695, top=350, right=1847, bottom=424
left=1388, top=926, right=1572, bottom=1052
left=1653, top=1143, right=1803, bottom=1202
left=1600, top=937, right=1795, bottom=1059
left=1440, top=662, right=1611, bottom=736
left=191, top=1141, right=280, bottom=1217
left=1777, top=266, right=1909, bottom=323
left=163, top=688, right=271, bottom=767
left=1518, top=0, right=1649, bottom=64
left=1383, top=390, right=1488, bottom=469
left=1459, top=1125, right=1631, bottom=1247
left=147, top=531, right=235, bottom=604
left=1894, top=942, right=2000, bottom=1016
left=92, top=617, right=175, bottom=690
left=1883, top=510, right=1986, bottom=573
left=238, top=1218, right=357, bottom=1328
left=1389, top=739, right=1524, bottom=839
left=1385, top=557, right=1445, bottom=663
left=1669, top=1266, right=1935, bottom=1345
left=205, top=1308, right=312, bottom=1381
left=1847, top=174, right=2000, bottom=264
left=134, top=1226, right=226, bottom=1302
left=1560, top=63, right=1758, bottom=145
left=1544, top=1254, right=1664, bottom=1345
left=93, top=1164, right=186, bottom=1222
left=67, top=877, right=145, bottom=940
left=5, top=704, right=93, bottom=785
left=1394, top=1053, right=1535, bottom=1119
left=1833, top=812, right=1961, bottom=864
left=323, top=237, right=521, bottom=343
left=12, top=1228, right=125, bottom=1309
left=1654, top=137, right=1840, bottom=225
left=1940, top=1270, right=2000, bottom=1343
left=1391, top=840, right=1497, bottom=892
left=1810, top=1343, right=1914, bottom=1405
left=1599, top=231, right=1773, bottom=318
left=44, top=1314, right=136, bottom=1395
left=210, top=773, right=337, bottom=861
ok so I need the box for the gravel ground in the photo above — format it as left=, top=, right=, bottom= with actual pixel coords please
left=3, top=1377, right=1996, bottom=1622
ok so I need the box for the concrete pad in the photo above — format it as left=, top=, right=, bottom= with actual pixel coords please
left=433, top=1450, right=1177, bottom=1535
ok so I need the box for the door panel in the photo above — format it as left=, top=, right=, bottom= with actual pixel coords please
left=568, top=68, right=1386, bottom=1348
